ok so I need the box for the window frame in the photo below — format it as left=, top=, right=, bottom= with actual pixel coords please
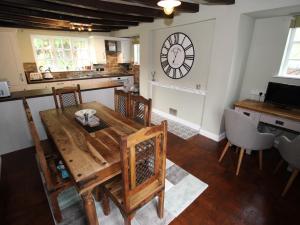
left=278, top=28, right=300, bottom=79
left=133, top=43, right=140, bottom=65
left=31, top=35, right=91, bottom=72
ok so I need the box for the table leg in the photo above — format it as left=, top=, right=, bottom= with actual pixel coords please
left=82, top=191, right=99, bottom=225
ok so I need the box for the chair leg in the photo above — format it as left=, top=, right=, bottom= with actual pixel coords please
left=157, top=191, right=165, bottom=219
left=50, top=191, right=63, bottom=223
left=124, top=214, right=133, bottom=225
left=282, top=169, right=299, bottom=197
left=274, top=159, right=284, bottom=174
left=219, top=141, right=230, bottom=162
left=94, top=186, right=103, bottom=202
left=102, top=191, right=110, bottom=216
left=259, top=150, right=263, bottom=170
left=236, top=148, right=245, bottom=176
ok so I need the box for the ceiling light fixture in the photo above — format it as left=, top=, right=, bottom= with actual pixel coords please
left=70, top=23, right=93, bottom=32
left=157, top=0, right=181, bottom=15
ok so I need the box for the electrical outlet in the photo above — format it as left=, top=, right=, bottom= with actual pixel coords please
left=169, top=108, right=177, bottom=116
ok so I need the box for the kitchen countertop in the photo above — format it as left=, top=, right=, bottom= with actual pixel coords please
left=27, top=72, right=134, bottom=84
left=0, top=81, right=123, bottom=103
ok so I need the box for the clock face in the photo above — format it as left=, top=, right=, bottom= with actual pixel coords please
left=160, top=32, right=195, bottom=79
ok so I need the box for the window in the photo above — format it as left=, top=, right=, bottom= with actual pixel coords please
left=31, top=35, right=90, bottom=72
left=279, top=18, right=300, bottom=78
left=134, top=44, right=140, bottom=65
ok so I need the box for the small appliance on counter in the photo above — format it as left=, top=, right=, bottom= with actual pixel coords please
left=29, top=72, right=43, bottom=81
left=0, top=81, right=10, bottom=98
left=43, top=72, right=54, bottom=79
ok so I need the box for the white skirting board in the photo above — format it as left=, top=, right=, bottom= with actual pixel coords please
left=152, top=108, right=226, bottom=142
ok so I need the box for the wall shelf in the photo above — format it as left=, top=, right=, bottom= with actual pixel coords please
left=149, top=81, right=206, bottom=96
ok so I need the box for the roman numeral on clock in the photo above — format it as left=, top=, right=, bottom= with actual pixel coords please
left=182, top=62, right=191, bottom=71
left=161, top=53, right=167, bottom=58
left=174, top=33, right=180, bottom=44
left=184, top=44, right=193, bottom=51
left=167, top=36, right=173, bottom=46
left=161, top=60, right=168, bottom=69
left=165, top=66, right=171, bottom=75
left=186, top=55, right=194, bottom=60
left=173, top=68, right=177, bottom=78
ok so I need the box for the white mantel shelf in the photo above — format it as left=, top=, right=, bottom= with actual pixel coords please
left=149, top=81, right=206, bottom=96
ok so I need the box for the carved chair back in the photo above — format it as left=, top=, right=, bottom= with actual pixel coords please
left=52, top=84, right=82, bottom=109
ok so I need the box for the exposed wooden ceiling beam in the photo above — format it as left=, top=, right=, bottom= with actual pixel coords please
left=0, top=13, right=69, bottom=27
left=0, top=5, right=139, bottom=27
left=42, top=0, right=166, bottom=17
left=201, top=0, right=235, bottom=5
left=0, top=13, right=128, bottom=31
left=0, top=21, right=111, bottom=32
left=124, top=0, right=199, bottom=13
left=1, top=0, right=154, bottom=22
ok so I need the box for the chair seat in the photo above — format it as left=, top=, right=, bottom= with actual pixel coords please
left=104, top=175, right=162, bottom=211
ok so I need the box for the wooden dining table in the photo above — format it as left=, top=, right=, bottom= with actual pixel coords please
left=40, top=101, right=144, bottom=225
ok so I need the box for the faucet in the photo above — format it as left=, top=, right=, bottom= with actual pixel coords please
left=39, top=65, right=44, bottom=72
left=45, top=67, right=51, bottom=73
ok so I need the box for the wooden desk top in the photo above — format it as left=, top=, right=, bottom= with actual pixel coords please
left=235, top=99, right=300, bottom=122
left=40, top=102, right=143, bottom=185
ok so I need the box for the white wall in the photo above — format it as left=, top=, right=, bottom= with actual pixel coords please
left=239, top=16, right=300, bottom=101
left=112, top=0, right=300, bottom=141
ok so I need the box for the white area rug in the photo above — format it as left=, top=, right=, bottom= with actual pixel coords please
left=151, top=113, right=199, bottom=140
left=48, top=159, right=208, bottom=225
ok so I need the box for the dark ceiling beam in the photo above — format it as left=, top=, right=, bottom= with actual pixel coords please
left=0, top=5, right=139, bottom=27
left=201, top=0, right=235, bottom=5
left=0, top=13, right=69, bottom=27
left=0, top=20, right=111, bottom=32
left=0, top=13, right=128, bottom=30
left=1, top=0, right=154, bottom=22
left=42, top=0, right=166, bottom=17
left=124, top=0, right=199, bottom=13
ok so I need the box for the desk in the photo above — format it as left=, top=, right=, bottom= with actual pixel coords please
left=234, top=99, right=300, bottom=133
left=40, top=101, right=143, bottom=225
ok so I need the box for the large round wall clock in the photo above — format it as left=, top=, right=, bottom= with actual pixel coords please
left=160, top=32, right=195, bottom=79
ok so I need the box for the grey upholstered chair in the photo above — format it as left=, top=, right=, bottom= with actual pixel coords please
left=219, top=109, right=275, bottom=176
left=274, top=135, right=300, bottom=197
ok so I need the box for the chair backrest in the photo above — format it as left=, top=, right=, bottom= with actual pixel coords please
left=129, top=95, right=152, bottom=126
left=120, top=120, right=167, bottom=211
left=225, top=108, right=259, bottom=148
left=52, top=84, right=82, bottom=109
left=114, top=89, right=130, bottom=117
left=279, top=135, right=300, bottom=169
left=22, top=98, right=54, bottom=191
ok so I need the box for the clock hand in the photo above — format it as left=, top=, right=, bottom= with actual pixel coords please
left=173, top=50, right=179, bottom=63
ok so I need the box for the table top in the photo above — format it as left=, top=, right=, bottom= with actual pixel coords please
left=235, top=99, right=300, bottom=122
left=40, top=101, right=143, bottom=184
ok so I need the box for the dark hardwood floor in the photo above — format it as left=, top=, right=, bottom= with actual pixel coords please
left=0, top=133, right=299, bottom=225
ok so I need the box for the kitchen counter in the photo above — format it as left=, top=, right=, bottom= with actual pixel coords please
left=27, top=72, right=134, bottom=84
left=0, top=81, right=123, bottom=102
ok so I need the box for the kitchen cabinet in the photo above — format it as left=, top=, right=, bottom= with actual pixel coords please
left=0, top=29, right=26, bottom=89
left=89, top=36, right=106, bottom=64
left=118, top=39, right=132, bottom=63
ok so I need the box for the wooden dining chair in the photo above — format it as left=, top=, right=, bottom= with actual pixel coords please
left=129, top=95, right=152, bottom=126
left=52, top=84, right=82, bottom=109
left=114, top=89, right=131, bottom=117
left=23, top=98, right=73, bottom=222
left=101, top=120, right=168, bottom=225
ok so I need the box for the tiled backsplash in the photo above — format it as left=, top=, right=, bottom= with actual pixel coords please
left=23, top=52, right=139, bottom=83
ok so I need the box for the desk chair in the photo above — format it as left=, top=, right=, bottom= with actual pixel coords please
left=274, top=135, right=300, bottom=196
left=219, top=109, right=275, bottom=175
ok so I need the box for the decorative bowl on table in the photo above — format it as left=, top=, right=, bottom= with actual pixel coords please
left=75, top=109, right=99, bottom=127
